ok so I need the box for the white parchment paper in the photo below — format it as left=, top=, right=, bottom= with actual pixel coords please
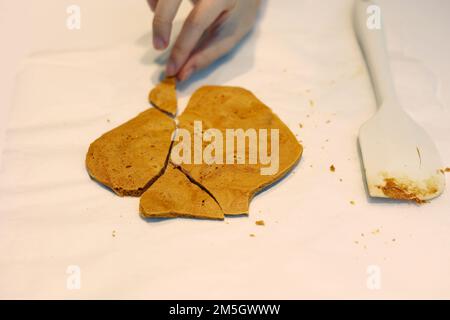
left=0, top=0, right=449, bottom=299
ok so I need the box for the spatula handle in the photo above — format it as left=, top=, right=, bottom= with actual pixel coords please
left=354, top=0, right=397, bottom=107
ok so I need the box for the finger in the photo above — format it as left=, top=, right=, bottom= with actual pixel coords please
left=147, top=0, right=158, bottom=12
left=153, top=0, right=182, bottom=50
left=166, top=0, right=231, bottom=76
left=178, top=35, right=238, bottom=81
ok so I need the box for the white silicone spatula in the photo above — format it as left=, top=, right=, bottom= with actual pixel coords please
left=354, top=0, right=445, bottom=202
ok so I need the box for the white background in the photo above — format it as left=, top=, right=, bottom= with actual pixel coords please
left=0, top=0, right=449, bottom=299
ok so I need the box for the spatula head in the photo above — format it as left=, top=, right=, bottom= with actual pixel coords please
left=359, top=102, right=445, bottom=202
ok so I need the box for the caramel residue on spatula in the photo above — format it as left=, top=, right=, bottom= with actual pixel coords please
left=379, top=178, right=435, bottom=204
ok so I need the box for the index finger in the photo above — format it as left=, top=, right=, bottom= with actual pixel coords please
left=153, top=0, right=182, bottom=50
left=167, top=0, right=228, bottom=76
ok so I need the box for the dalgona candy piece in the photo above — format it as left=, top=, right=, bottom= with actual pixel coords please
left=149, top=77, right=178, bottom=117
left=140, top=163, right=224, bottom=220
left=86, top=108, right=175, bottom=196
left=176, top=86, right=303, bottom=215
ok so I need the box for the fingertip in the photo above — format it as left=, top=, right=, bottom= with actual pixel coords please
left=147, top=0, right=157, bottom=11
left=153, top=36, right=167, bottom=50
left=166, top=60, right=177, bottom=77
left=179, top=66, right=195, bottom=82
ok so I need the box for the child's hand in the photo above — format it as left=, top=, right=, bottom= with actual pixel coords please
left=148, top=0, right=261, bottom=81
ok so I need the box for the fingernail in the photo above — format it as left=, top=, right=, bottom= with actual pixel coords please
left=166, top=60, right=177, bottom=76
left=153, top=37, right=166, bottom=50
